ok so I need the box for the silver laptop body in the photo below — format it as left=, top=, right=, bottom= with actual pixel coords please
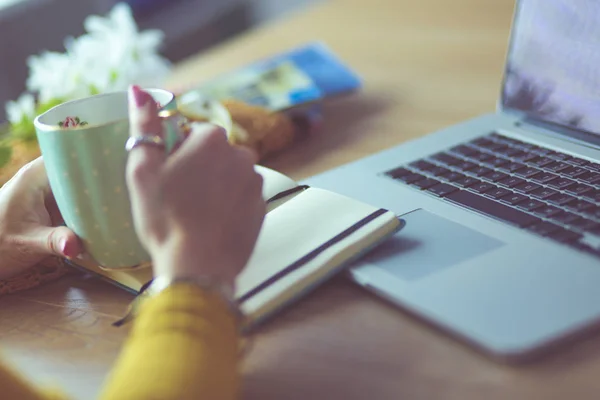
left=302, top=0, right=600, bottom=361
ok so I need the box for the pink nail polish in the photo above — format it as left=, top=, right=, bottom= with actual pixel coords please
left=129, top=85, right=148, bottom=108
left=59, top=237, right=68, bottom=255
left=60, top=238, right=80, bottom=259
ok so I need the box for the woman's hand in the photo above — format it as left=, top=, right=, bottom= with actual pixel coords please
left=126, top=86, right=265, bottom=290
left=0, top=158, right=82, bottom=279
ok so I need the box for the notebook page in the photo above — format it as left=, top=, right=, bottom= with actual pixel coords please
left=255, top=165, right=298, bottom=201
left=236, top=188, right=393, bottom=316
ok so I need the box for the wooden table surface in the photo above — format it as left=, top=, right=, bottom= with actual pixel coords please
left=5, top=0, right=600, bottom=399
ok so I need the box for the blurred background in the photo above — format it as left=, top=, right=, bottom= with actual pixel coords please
left=0, top=0, right=321, bottom=122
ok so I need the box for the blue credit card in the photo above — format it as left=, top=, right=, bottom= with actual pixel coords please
left=190, top=42, right=362, bottom=111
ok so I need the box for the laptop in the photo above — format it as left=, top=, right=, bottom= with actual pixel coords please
left=301, top=0, right=600, bottom=361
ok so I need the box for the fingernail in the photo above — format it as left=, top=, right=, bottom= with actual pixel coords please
left=129, top=85, right=148, bottom=108
left=60, top=237, right=80, bottom=259
left=59, top=237, right=68, bottom=255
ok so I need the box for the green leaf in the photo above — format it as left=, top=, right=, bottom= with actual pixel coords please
left=0, top=144, right=12, bottom=169
left=109, top=69, right=119, bottom=83
left=9, top=117, right=36, bottom=141
left=89, top=85, right=101, bottom=95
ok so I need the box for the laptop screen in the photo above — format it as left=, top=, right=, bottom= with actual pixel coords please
left=502, top=0, right=600, bottom=136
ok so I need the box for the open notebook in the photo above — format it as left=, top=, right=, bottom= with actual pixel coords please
left=67, top=166, right=404, bottom=330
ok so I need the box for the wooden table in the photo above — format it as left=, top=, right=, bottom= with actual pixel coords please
left=6, top=0, right=599, bottom=399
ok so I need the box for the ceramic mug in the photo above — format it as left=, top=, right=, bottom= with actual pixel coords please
left=34, top=89, right=181, bottom=270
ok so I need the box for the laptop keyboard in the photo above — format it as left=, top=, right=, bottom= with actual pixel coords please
left=385, top=133, right=600, bottom=258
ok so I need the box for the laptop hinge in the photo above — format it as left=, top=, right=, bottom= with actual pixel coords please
left=512, top=114, right=600, bottom=151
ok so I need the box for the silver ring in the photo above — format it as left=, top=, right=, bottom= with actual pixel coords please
left=125, top=135, right=165, bottom=152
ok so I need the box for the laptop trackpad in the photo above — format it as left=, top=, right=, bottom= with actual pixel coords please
left=362, top=209, right=504, bottom=280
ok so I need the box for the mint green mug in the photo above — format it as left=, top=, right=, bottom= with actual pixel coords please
left=34, top=89, right=179, bottom=270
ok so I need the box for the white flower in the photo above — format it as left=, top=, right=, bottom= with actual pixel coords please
left=74, top=3, right=171, bottom=91
left=26, top=51, right=95, bottom=104
left=5, top=93, right=36, bottom=125
left=24, top=3, right=171, bottom=106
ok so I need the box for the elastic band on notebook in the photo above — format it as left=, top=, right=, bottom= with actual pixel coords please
left=238, top=208, right=388, bottom=303
left=266, top=185, right=309, bottom=204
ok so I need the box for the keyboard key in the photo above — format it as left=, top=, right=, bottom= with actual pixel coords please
left=498, top=162, right=526, bottom=172
left=548, top=153, right=572, bottom=162
left=489, top=133, right=515, bottom=144
left=512, top=152, right=538, bottom=162
left=483, top=171, right=509, bottom=182
left=586, top=224, right=600, bottom=235
left=515, top=142, right=539, bottom=151
left=531, top=172, right=558, bottom=184
left=501, top=192, right=528, bottom=205
left=472, top=166, right=493, bottom=177
left=567, top=158, right=590, bottom=166
left=506, top=150, right=525, bottom=159
left=547, top=193, right=576, bottom=206
left=579, top=172, right=600, bottom=185
left=565, top=183, right=593, bottom=196
left=412, top=178, right=440, bottom=189
left=439, top=171, right=464, bottom=182
left=430, top=166, right=451, bottom=176
left=482, top=157, right=509, bottom=168
left=386, top=167, right=411, bottom=179
left=401, top=173, right=427, bottom=184
left=548, top=228, right=582, bottom=243
left=533, top=205, right=562, bottom=218
left=528, top=221, right=562, bottom=236
left=561, top=166, right=588, bottom=179
left=530, top=187, right=559, bottom=200
left=470, top=181, right=496, bottom=194
left=581, top=190, right=600, bottom=204
left=547, top=177, right=576, bottom=190
left=545, top=161, right=571, bottom=173
left=471, top=138, right=495, bottom=148
left=529, top=157, right=555, bottom=168
left=431, top=152, right=462, bottom=166
left=451, top=145, right=477, bottom=156
left=497, top=147, right=525, bottom=158
left=587, top=163, right=600, bottom=172
left=468, top=151, right=493, bottom=162
left=409, top=160, right=436, bottom=171
left=485, top=187, right=512, bottom=200
left=454, top=176, right=480, bottom=188
left=455, top=160, right=478, bottom=171
left=553, top=212, right=581, bottom=225
left=515, top=181, right=542, bottom=194
left=574, top=242, right=600, bottom=257
left=564, top=199, right=594, bottom=213
left=517, top=199, right=545, bottom=211
left=534, top=147, right=553, bottom=156
left=446, top=190, right=540, bottom=228
left=426, top=183, right=458, bottom=197
left=569, top=217, right=598, bottom=231
left=582, top=206, right=600, bottom=220
left=499, top=176, right=526, bottom=188
left=482, top=142, right=508, bottom=152
left=514, top=167, right=541, bottom=178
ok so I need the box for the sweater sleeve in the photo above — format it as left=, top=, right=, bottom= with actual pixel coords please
left=98, top=283, right=241, bottom=400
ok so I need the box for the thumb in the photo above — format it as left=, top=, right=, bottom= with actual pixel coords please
left=28, top=226, right=83, bottom=259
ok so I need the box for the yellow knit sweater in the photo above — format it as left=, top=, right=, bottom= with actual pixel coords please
left=0, top=284, right=240, bottom=399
